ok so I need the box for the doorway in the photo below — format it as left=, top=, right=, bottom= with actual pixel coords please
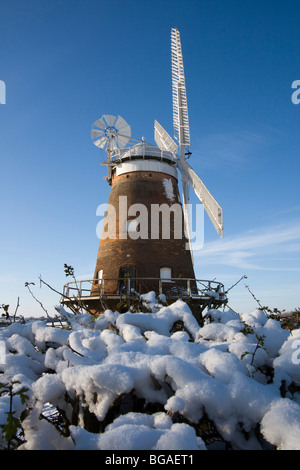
left=118, top=267, right=136, bottom=294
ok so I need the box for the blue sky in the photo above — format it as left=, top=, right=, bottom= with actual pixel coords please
left=0, top=0, right=299, bottom=317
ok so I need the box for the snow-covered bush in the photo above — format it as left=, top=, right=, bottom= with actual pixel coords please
left=0, top=297, right=300, bottom=450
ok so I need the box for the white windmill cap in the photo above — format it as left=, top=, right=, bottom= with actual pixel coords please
left=119, top=141, right=176, bottom=162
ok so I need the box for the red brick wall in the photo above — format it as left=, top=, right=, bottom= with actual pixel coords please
left=92, top=168, right=195, bottom=296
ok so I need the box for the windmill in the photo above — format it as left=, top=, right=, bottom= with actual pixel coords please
left=91, top=29, right=223, bottom=252
left=154, top=28, right=223, bottom=244
left=61, top=28, right=227, bottom=318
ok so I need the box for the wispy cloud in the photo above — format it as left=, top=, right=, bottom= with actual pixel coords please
left=263, top=205, right=300, bottom=220
left=194, top=222, right=300, bottom=271
left=192, top=130, right=266, bottom=170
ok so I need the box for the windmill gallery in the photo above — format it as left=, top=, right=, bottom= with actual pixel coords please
left=61, top=28, right=227, bottom=320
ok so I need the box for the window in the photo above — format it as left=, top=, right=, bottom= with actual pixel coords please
left=160, top=267, right=172, bottom=282
left=98, top=269, right=103, bottom=284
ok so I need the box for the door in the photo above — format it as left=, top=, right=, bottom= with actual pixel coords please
left=118, top=267, right=136, bottom=294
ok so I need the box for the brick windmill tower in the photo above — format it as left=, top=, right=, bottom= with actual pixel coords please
left=62, top=29, right=225, bottom=317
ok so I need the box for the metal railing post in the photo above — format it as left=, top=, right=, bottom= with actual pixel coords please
left=127, top=278, right=130, bottom=295
left=187, top=278, right=191, bottom=296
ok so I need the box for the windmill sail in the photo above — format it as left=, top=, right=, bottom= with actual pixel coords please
left=181, top=174, right=194, bottom=261
left=156, top=28, right=223, bottom=243
left=171, top=27, right=190, bottom=153
left=171, top=27, right=223, bottom=238
left=177, top=158, right=223, bottom=237
left=154, top=120, right=178, bottom=154
left=154, top=120, right=224, bottom=238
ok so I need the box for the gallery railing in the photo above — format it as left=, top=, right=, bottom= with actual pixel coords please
left=62, top=277, right=227, bottom=302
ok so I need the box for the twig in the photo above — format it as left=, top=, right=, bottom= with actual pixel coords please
left=244, top=284, right=264, bottom=309
left=225, top=275, right=248, bottom=294
left=225, top=304, right=240, bottom=316
left=64, top=264, right=87, bottom=315
left=251, top=335, right=265, bottom=366
left=25, top=282, right=54, bottom=325
left=38, top=275, right=94, bottom=316
left=66, top=344, right=84, bottom=357
left=13, top=297, right=20, bottom=322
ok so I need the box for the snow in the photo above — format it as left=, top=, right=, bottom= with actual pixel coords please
left=32, top=374, right=66, bottom=404
left=260, top=399, right=300, bottom=450
left=1, top=298, right=300, bottom=450
left=241, top=309, right=269, bottom=328
left=273, top=329, right=300, bottom=386
left=69, top=413, right=206, bottom=451
left=162, top=177, right=176, bottom=203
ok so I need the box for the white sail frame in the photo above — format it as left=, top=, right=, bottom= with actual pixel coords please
left=171, top=28, right=190, bottom=150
